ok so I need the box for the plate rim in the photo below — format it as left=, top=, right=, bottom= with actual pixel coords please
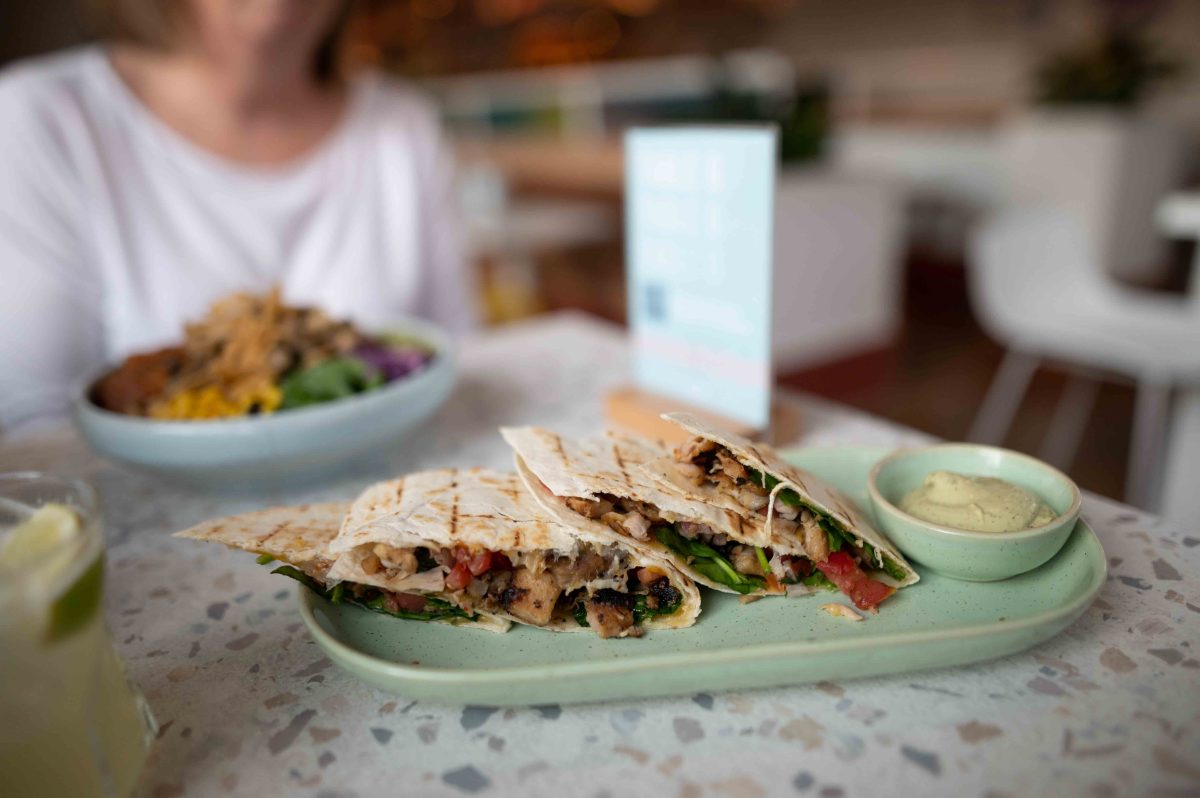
left=297, top=444, right=1108, bottom=686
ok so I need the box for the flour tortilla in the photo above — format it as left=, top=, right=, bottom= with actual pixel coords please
left=500, top=427, right=768, bottom=545
left=504, top=426, right=783, bottom=595
left=328, top=467, right=700, bottom=633
left=655, top=412, right=919, bottom=587
left=175, top=501, right=510, bottom=633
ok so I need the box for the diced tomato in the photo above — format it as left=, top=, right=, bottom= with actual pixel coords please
left=454, top=546, right=471, bottom=564
left=467, top=550, right=493, bottom=576
left=386, top=588, right=429, bottom=612
left=816, top=551, right=895, bottom=611
left=445, top=561, right=473, bottom=591
left=490, top=553, right=513, bottom=571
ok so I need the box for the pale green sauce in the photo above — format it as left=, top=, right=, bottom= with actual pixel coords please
left=899, top=470, right=1057, bottom=533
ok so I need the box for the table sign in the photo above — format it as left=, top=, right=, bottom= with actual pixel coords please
left=612, top=125, right=779, bottom=441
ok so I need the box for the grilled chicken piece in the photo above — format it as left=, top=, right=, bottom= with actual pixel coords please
left=564, top=496, right=614, bottom=519
left=549, top=549, right=611, bottom=588
left=675, top=436, right=717, bottom=463
left=714, top=449, right=748, bottom=482
left=802, top=517, right=829, bottom=562
left=729, top=545, right=763, bottom=576
left=502, top=568, right=561, bottom=626
left=372, top=544, right=417, bottom=577
left=585, top=591, right=641, bottom=639
left=621, top=512, right=652, bottom=540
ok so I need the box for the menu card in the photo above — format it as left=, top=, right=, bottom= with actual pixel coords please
left=625, top=126, right=778, bottom=430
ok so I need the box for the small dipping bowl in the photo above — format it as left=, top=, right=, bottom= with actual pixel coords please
left=867, top=444, right=1082, bottom=581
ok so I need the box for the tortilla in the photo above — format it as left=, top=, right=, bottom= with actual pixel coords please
left=501, top=427, right=768, bottom=545
left=655, top=412, right=919, bottom=589
left=503, top=426, right=788, bottom=596
left=175, top=501, right=510, bottom=633
left=328, top=467, right=701, bottom=634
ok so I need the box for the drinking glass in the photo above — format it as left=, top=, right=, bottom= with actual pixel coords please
left=0, top=472, right=155, bottom=796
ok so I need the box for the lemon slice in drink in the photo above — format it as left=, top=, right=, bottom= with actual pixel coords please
left=1, top=503, right=103, bottom=641
left=1, top=503, right=81, bottom=568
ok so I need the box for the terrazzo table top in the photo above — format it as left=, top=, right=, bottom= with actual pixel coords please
left=2, top=313, right=1197, bottom=798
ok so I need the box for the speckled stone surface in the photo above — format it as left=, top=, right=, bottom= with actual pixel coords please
left=2, top=313, right=1197, bottom=798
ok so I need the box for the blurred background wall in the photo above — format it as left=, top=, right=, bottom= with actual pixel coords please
left=4, top=0, right=1199, bottom=509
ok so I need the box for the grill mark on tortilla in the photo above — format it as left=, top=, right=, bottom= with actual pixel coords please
left=395, top=479, right=405, bottom=508
left=549, top=432, right=569, bottom=466
left=256, top=520, right=292, bottom=546
left=448, top=470, right=460, bottom=540
left=612, top=442, right=633, bottom=491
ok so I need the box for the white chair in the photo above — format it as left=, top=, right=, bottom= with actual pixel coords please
left=966, top=207, right=1200, bottom=509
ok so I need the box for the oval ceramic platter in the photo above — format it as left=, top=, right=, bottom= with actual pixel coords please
left=298, top=445, right=1106, bottom=706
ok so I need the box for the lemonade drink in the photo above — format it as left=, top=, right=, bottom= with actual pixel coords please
left=0, top=474, right=155, bottom=797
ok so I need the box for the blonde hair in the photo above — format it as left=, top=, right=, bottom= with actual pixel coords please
left=85, top=0, right=351, bottom=82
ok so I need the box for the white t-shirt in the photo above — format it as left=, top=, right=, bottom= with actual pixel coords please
left=0, top=46, right=476, bottom=430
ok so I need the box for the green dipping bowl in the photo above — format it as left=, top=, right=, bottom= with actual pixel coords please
left=867, top=444, right=1082, bottom=582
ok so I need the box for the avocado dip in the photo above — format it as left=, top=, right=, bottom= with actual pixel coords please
left=898, top=470, right=1057, bottom=533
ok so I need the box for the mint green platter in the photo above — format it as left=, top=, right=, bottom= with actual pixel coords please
left=297, top=446, right=1106, bottom=706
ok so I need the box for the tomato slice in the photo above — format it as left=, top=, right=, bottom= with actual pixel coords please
left=467, top=550, right=492, bottom=576
left=390, top=592, right=428, bottom=613
left=816, top=551, right=895, bottom=610
left=445, top=561, right=473, bottom=590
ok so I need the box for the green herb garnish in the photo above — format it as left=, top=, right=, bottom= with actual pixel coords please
left=653, top=525, right=762, bottom=594
left=255, top=553, right=276, bottom=565
left=573, top=601, right=589, bottom=627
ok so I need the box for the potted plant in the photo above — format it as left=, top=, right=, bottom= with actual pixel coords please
left=1002, top=0, right=1189, bottom=284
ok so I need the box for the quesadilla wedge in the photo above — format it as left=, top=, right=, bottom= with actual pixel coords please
left=503, top=426, right=789, bottom=597
left=174, top=502, right=510, bottom=632
left=647, top=412, right=919, bottom=611
left=327, top=468, right=700, bottom=639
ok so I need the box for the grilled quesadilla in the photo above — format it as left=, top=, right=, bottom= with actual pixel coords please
left=326, top=468, right=700, bottom=639
left=504, top=426, right=789, bottom=597
left=647, top=412, right=919, bottom=610
left=175, top=502, right=511, bottom=632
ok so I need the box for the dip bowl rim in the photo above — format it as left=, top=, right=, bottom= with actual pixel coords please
left=867, top=442, right=1083, bottom=543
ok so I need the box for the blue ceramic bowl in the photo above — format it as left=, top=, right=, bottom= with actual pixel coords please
left=73, top=317, right=455, bottom=490
left=867, top=444, right=1082, bottom=581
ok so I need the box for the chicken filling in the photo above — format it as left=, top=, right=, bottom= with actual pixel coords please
left=671, top=436, right=906, bottom=610
left=262, top=543, right=683, bottom=640
left=560, top=492, right=789, bottom=595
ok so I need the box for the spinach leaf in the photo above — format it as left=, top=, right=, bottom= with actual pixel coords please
left=653, top=526, right=762, bottom=594
left=278, top=357, right=385, bottom=410
left=755, top=546, right=772, bottom=575
left=255, top=553, right=276, bottom=565
left=573, top=601, right=589, bottom=627
left=801, top=571, right=838, bottom=591
left=879, top=554, right=908, bottom=581
left=634, top=591, right=682, bottom=622
left=270, top=563, right=475, bottom=622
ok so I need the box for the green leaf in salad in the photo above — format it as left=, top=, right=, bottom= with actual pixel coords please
left=255, top=553, right=276, bottom=565
left=278, top=357, right=385, bottom=410
left=573, top=600, right=589, bottom=627
left=653, top=525, right=762, bottom=595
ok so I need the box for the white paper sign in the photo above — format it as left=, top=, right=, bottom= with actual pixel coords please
left=626, top=126, right=777, bottom=429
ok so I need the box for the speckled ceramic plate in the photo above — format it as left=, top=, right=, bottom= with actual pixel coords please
left=297, top=445, right=1106, bottom=706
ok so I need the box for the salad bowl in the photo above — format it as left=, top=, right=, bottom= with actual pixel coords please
left=73, top=316, right=455, bottom=490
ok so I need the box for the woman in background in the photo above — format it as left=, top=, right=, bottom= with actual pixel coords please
left=0, top=0, right=475, bottom=428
